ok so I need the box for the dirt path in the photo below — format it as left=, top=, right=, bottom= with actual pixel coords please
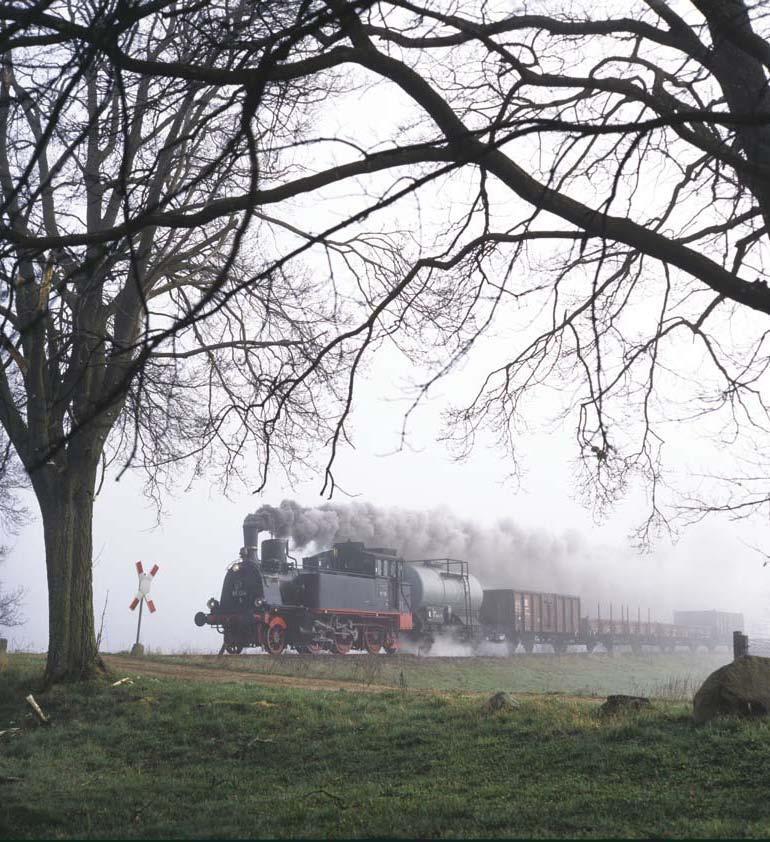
left=103, top=655, right=399, bottom=694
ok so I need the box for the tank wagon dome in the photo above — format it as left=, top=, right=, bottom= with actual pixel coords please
left=404, top=560, right=484, bottom=615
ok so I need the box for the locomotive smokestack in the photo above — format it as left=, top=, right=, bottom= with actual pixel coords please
left=242, top=514, right=261, bottom=560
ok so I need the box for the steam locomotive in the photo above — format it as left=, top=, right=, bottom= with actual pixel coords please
left=193, top=517, right=741, bottom=654
left=193, top=517, right=487, bottom=654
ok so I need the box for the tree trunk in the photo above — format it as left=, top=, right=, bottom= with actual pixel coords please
left=38, top=470, right=104, bottom=684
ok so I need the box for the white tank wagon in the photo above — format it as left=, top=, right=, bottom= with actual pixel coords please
left=403, top=558, right=484, bottom=641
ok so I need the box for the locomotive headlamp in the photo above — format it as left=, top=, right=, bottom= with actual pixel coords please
left=232, top=563, right=241, bottom=572
left=207, top=598, right=219, bottom=611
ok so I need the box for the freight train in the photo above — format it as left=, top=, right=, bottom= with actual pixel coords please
left=193, top=519, right=742, bottom=655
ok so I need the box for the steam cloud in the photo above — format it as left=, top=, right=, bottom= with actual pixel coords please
left=245, top=499, right=756, bottom=623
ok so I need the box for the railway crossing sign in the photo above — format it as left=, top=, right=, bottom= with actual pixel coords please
left=129, top=561, right=159, bottom=654
left=130, top=561, right=159, bottom=613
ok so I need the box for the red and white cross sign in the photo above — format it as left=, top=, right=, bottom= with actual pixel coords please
left=129, top=561, right=159, bottom=613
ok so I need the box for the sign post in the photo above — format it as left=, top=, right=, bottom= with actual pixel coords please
left=129, top=561, right=159, bottom=656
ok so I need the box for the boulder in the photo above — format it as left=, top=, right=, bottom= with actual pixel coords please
left=482, top=692, right=519, bottom=713
left=693, top=655, right=770, bottom=723
left=600, top=694, right=651, bottom=716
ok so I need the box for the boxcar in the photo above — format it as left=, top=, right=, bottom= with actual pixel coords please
left=480, top=588, right=581, bottom=652
left=673, top=609, right=744, bottom=646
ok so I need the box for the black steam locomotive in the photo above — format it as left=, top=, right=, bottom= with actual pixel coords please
left=194, top=518, right=411, bottom=654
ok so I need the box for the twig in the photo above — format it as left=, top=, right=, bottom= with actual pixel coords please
left=305, top=789, right=345, bottom=806
left=25, top=694, right=49, bottom=725
left=96, top=589, right=110, bottom=651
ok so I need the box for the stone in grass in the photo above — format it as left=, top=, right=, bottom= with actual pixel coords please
left=482, top=692, right=520, bottom=713
left=600, top=694, right=651, bottom=716
left=693, top=655, right=770, bottom=724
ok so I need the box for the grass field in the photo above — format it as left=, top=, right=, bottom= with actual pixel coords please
left=3, top=652, right=770, bottom=838
left=148, top=648, right=729, bottom=699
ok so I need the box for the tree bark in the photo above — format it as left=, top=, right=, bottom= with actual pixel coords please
left=38, top=469, right=104, bottom=684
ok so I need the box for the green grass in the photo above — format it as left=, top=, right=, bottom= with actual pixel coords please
left=3, top=653, right=770, bottom=838
left=145, top=648, right=728, bottom=699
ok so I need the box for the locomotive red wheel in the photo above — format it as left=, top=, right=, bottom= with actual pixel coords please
left=265, top=618, right=287, bottom=656
left=364, top=627, right=383, bottom=655
left=307, top=641, right=324, bottom=655
left=383, top=633, right=399, bottom=655
left=333, top=635, right=353, bottom=655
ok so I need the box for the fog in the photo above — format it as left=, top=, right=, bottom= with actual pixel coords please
left=248, top=497, right=760, bottom=627
left=2, top=358, right=768, bottom=654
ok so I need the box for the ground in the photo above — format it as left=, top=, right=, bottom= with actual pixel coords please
left=2, top=650, right=770, bottom=838
left=113, top=648, right=729, bottom=697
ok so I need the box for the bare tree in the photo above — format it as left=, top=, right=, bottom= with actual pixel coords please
left=0, top=0, right=364, bottom=682
left=246, top=0, right=770, bottom=535
left=0, top=432, right=26, bottom=630
left=0, top=432, right=26, bottom=537
left=0, top=564, right=23, bottom=629
left=3, top=0, right=770, bottom=681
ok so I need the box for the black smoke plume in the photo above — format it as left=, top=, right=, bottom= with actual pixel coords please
left=246, top=499, right=590, bottom=591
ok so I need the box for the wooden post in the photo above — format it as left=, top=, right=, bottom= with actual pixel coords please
left=0, top=639, right=7, bottom=653
left=130, top=598, right=145, bottom=656
left=733, top=630, right=749, bottom=659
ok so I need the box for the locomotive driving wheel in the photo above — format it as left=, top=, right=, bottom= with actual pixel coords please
left=264, top=617, right=287, bottom=656
left=225, top=643, right=244, bottom=655
left=383, top=633, right=399, bottom=655
left=364, top=627, right=383, bottom=655
left=307, top=641, right=324, bottom=654
left=333, top=633, right=353, bottom=655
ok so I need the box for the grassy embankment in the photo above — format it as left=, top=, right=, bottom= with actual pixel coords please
left=3, top=652, right=770, bottom=838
